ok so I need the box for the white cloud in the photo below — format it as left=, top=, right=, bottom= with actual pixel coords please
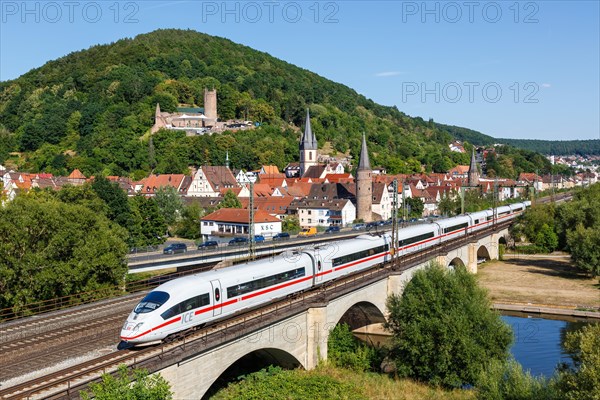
left=541, top=83, right=551, bottom=88
left=375, top=71, right=404, bottom=77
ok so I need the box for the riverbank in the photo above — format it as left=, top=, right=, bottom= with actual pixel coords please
left=478, top=253, right=600, bottom=310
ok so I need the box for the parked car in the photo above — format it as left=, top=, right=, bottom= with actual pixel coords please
left=324, top=226, right=341, bottom=234
left=352, top=223, right=366, bottom=231
left=197, top=240, right=218, bottom=250
left=163, top=243, right=187, bottom=255
left=298, top=227, right=318, bottom=237
left=228, top=237, right=249, bottom=246
left=253, top=235, right=265, bottom=243
left=272, top=232, right=291, bottom=241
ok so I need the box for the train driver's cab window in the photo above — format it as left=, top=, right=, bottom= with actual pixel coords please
left=134, top=291, right=170, bottom=314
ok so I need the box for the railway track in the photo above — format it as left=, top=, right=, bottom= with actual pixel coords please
left=0, top=222, right=511, bottom=399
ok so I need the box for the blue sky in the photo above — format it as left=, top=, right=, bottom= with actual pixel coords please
left=1, top=1, right=599, bottom=140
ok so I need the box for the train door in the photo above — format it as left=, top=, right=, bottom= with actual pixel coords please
left=210, top=279, right=222, bottom=317
left=315, top=254, right=324, bottom=284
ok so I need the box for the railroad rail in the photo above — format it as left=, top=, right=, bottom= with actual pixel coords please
left=0, top=221, right=512, bottom=400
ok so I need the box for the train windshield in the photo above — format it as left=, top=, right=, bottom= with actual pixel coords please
left=134, top=291, right=170, bottom=314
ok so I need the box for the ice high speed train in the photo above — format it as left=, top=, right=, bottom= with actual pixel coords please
left=120, top=202, right=530, bottom=345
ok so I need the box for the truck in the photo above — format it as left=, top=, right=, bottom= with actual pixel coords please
left=298, top=227, right=318, bottom=237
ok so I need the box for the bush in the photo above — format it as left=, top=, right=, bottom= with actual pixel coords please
left=556, top=323, right=600, bottom=399
left=82, top=365, right=172, bottom=400
left=476, top=359, right=557, bottom=400
left=327, top=323, right=383, bottom=372
left=211, top=366, right=365, bottom=400
left=385, top=263, right=513, bottom=388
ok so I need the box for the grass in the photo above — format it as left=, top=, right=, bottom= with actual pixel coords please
left=211, top=364, right=474, bottom=400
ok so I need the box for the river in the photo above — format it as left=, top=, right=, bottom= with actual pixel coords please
left=501, top=314, right=597, bottom=377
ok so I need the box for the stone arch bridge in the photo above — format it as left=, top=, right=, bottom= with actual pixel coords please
left=153, top=226, right=509, bottom=399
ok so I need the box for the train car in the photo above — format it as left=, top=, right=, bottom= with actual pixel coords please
left=394, top=224, right=439, bottom=256
left=121, top=251, right=314, bottom=344
left=435, top=215, right=472, bottom=242
left=324, top=234, right=390, bottom=279
left=468, top=210, right=494, bottom=233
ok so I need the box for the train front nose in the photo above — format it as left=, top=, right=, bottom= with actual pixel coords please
left=120, top=319, right=145, bottom=342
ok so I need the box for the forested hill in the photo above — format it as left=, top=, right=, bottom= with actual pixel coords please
left=0, top=29, right=549, bottom=178
left=437, top=124, right=600, bottom=156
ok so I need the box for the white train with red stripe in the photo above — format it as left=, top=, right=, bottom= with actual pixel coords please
left=120, top=201, right=529, bottom=345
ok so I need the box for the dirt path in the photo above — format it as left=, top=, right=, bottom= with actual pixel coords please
left=478, top=253, right=600, bottom=308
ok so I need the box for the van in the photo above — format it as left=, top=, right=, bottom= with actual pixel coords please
left=298, top=227, right=317, bottom=237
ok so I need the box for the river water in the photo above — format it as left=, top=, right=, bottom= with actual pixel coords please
left=501, top=314, right=597, bottom=377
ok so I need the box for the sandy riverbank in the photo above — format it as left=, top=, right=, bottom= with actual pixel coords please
left=477, top=253, right=600, bottom=309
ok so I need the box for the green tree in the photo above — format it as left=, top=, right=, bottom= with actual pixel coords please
left=0, top=195, right=128, bottom=312
left=404, top=197, right=424, bottom=218
left=174, top=203, right=203, bottom=239
left=155, top=185, right=184, bottom=226
left=91, top=175, right=132, bottom=228
left=129, top=195, right=167, bottom=247
left=82, top=365, right=172, bottom=400
left=282, top=215, right=300, bottom=233
left=556, top=323, right=600, bottom=399
left=438, top=191, right=459, bottom=217
left=54, top=183, right=108, bottom=215
left=217, top=189, right=242, bottom=209
left=385, top=263, right=512, bottom=388
left=566, top=224, right=600, bottom=276
left=534, top=224, right=559, bottom=253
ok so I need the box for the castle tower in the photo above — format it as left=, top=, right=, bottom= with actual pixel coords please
left=300, top=109, right=318, bottom=176
left=468, top=148, right=480, bottom=186
left=151, top=103, right=166, bottom=134
left=356, top=133, right=373, bottom=222
left=204, top=88, right=218, bottom=124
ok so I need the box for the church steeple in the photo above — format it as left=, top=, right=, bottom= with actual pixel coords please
left=225, top=150, right=230, bottom=169
left=468, top=148, right=480, bottom=186
left=358, top=132, right=371, bottom=171
left=300, top=109, right=317, bottom=151
left=299, top=108, right=318, bottom=176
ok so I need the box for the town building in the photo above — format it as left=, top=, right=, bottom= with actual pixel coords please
left=187, top=166, right=238, bottom=197
left=288, top=198, right=356, bottom=227
left=200, top=208, right=282, bottom=239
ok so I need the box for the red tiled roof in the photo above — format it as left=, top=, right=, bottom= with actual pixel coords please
left=261, top=165, right=280, bottom=174
left=68, top=169, right=86, bottom=179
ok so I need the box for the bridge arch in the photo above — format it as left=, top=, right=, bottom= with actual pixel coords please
left=203, top=347, right=302, bottom=398
left=335, top=301, right=386, bottom=331
left=477, top=245, right=491, bottom=262
left=448, top=257, right=465, bottom=269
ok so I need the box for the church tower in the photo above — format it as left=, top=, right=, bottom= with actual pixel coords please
left=356, top=133, right=373, bottom=222
left=468, top=148, right=480, bottom=186
left=299, top=109, right=318, bottom=176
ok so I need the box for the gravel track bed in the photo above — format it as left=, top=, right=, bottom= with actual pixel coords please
left=0, top=295, right=144, bottom=386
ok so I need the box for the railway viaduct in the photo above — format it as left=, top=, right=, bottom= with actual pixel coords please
left=156, top=227, right=508, bottom=399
